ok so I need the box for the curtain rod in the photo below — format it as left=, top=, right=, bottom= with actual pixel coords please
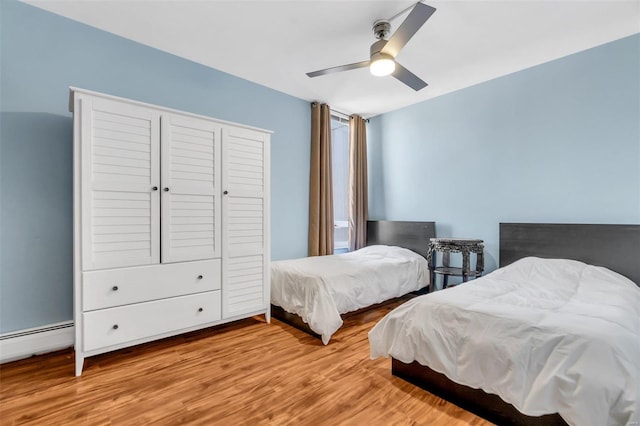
left=333, top=109, right=369, bottom=123
left=311, top=102, right=369, bottom=122
left=331, top=109, right=351, bottom=120
left=333, top=109, right=370, bottom=123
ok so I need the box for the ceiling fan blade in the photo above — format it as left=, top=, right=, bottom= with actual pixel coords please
left=306, top=60, right=370, bottom=78
left=381, top=2, right=436, bottom=58
left=392, top=62, right=428, bottom=91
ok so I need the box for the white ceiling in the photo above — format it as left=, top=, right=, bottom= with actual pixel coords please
left=25, top=0, right=640, bottom=117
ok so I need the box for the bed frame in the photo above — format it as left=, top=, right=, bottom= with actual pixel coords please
left=392, top=222, right=640, bottom=425
left=500, top=223, right=640, bottom=285
left=271, top=220, right=436, bottom=339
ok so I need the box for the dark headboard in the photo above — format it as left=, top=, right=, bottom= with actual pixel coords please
left=366, top=220, right=436, bottom=259
left=500, top=223, right=640, bottom=285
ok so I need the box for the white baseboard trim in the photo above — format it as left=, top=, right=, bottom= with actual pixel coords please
left=0, top=321, right=74, bottom=364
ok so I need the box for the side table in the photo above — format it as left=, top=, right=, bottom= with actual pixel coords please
left=427, top=238, right=484, bottom=289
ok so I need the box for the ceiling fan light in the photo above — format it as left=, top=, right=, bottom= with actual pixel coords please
left=370, top=54, right=395, bottom=77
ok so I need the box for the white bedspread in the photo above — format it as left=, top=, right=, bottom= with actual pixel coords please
left=369, top=257, right=640, bottom=426
left=271, top=245, right=429, bottom=344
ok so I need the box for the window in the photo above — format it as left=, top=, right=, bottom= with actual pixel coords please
left=331, top=115, right=349, bottom=253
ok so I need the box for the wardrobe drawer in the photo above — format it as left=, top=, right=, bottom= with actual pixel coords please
left=83, top=259, right=221, bottom=311
left=82, top=290, right=221, bottom=352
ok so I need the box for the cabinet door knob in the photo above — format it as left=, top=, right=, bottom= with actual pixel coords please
left=223, top=190, right=228, bottom=195
left=198, top=308, right=203, bottom=312
left=112, top=286, right=118, bottom=291
left=152, top=186, right=158, bottom=191
left=112, top=324, right=119, bottom=330
left=163, top=187, right=170, bottom=192
left=197, top=275, right=203, bottom=280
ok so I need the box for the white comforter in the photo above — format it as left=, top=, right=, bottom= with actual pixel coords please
left=271, top=245, right=429, bottom=344
left=369, top=257, right=640, bottom=426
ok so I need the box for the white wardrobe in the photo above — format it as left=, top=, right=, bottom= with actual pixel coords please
left=71, top=88, right=271, bottom=376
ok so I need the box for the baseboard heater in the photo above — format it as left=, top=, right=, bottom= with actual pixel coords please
left=0, top=321, right=74, bottom=364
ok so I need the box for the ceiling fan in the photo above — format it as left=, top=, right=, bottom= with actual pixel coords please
left=306, top=2, right=436, bottom=91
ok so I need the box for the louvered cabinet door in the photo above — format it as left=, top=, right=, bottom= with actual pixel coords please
left=221, top=126, right=270, bottom=319
left=80, top=97, right=160, bottom=270
left=161, top=114, right=221, bottom=263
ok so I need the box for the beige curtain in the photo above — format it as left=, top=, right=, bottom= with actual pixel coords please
left=308, top=102, right=334, bottom=256
left=348, top=115, right=368, bottom=251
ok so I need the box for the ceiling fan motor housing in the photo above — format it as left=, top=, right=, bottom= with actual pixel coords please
left=369, top=38, right=395, bottom=76
left=370, top=39, right=388, bottom=58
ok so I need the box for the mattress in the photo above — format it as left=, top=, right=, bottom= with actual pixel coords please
left=369, top=257, right=640, bottom=426
left=271, top=245, right=430, bottom=344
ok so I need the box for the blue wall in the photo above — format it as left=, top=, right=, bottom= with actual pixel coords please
left=368, top=34, right=640, bottom=277
left=0, top=0, right=310, bottom=333
left=2, top=0, right=638, bottom=333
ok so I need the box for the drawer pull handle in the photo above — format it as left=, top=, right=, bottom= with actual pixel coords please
left=197, top=275, right=203, bottom=280
left=112, top=324, right=119, bottom=330
left=198, top=308, right=203, bottom=312
left=112, top=286, right=118, bottom=291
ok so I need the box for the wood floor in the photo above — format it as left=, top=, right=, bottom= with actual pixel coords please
left=0, top=299, right=491, bottom=425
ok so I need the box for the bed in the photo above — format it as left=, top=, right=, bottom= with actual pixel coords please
left=369, top=223, right=640, bottom=425
left=271, top=220, right=435, bottom=344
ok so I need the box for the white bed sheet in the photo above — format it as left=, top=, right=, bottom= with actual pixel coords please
left=271, top=245, right=429, bottom=344
left=369, top=257, right=640, bottom=426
